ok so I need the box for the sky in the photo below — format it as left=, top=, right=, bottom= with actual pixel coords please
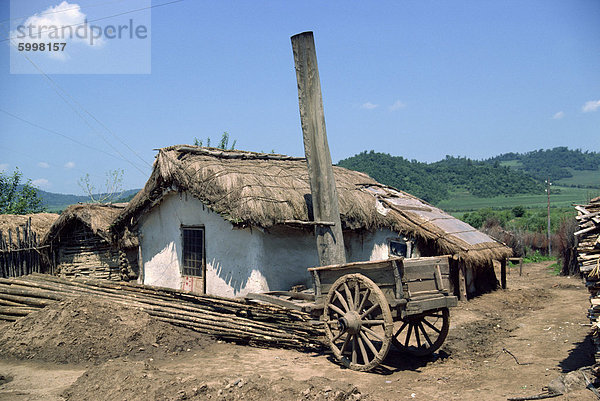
left=0, top=0, right=599, bottom=195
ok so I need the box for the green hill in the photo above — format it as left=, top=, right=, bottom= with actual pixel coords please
left=485, top=147, right=600, bottom=186
left=337, top=151, right=544, bottom=204
left=36, top=188, right=140, bottom=212
left=436, top=187, right=599, bottom=213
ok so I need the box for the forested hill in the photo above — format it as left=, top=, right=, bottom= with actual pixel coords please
left=337, top=151, right=544, bottom=204
left=483, top=147, right=600, bottom=181
left=35, top=188, right=140, bottom=212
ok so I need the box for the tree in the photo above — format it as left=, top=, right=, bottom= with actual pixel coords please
left=78, top=169, right=124, bottom=203
left=0, top=168, right=45, bottom=214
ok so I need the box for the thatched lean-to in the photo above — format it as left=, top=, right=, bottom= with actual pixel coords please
left=113, top=146, right=510, bottom=268
left=43, top=203, right=138, bottom=281
left=0, top=213, right=59, bottom=277
left=0, top=213, right=59, bottom=247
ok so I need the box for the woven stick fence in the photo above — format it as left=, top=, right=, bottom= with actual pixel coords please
left=0, top=217, right=48, bottom=278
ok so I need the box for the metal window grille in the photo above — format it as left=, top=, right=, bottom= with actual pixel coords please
left=182, top=228, right=204, bottom=277
left=389, top=239, right=408, bottom=257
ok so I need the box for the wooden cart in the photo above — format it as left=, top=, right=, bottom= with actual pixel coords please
left=247, top=255, right=457, bottom=371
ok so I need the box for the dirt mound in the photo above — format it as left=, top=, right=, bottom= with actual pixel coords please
left=442, top=288, right=552, bottom=361
left=443, top=318, right=510, bottom=360
left=63, top=359, right=364, bottom=401
left=0, top=296, right=213, bottom=364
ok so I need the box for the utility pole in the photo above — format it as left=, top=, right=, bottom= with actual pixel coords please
left=546, top=177, right=552, bottom=256
left=291, top=31, right=346, bottom=266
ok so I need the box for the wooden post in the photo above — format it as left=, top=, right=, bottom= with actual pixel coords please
left=500, top=258, right=507, bottom=289
left=291, top=31, right=346, bottom=266
left=458, top=262, right=467, bottom=301
left=0, top=231, right=4, bottom=278
left=8, top=229, right=13, bottom=278
left=519, top=258, right=523, bottom=276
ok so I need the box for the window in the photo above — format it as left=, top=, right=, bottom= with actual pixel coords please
left=182, top=227, right=204, bottom=277
left=389, top=237, right=413, bottom=258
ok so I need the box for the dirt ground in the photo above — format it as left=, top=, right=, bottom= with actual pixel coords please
left=0, top=261, right=597, bottom=401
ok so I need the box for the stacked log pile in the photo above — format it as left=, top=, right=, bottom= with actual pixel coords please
left=0, top=273, right=324, bottom=351
left=576, top=197, right=600, bottom=362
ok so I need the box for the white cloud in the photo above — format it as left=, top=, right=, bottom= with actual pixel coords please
left=64, top=161, right=75, bottom=168
left=361, top=102, right=378, bottom=110
left=9, top=1, right=103, bottom=60
left=32, top=178, right=50, bottom=188
left=583, top=100, right=600, bottom=113
left=38, top=161, right=50, bottom=168
left=552, top=111, right=565, bottom=119
left=0, top=164, right=8, bottom=172
left=389, top=100, right=406, bottom=111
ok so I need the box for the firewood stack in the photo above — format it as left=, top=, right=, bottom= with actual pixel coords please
left=576, top=197, right=600, bottom=362
left=0, top=274, right=325, bottom=351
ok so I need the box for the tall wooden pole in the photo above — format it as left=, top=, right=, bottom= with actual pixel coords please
left=291, top=31, right=346, bottom=266
left=546, top=177, right=552, bottom=256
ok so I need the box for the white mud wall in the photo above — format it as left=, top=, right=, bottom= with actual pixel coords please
left=138, top=191, right=412, bottom=297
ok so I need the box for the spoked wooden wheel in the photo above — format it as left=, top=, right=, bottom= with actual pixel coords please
left=392, top=308, right=450, bottom=356
left=323, top=273, right=393, bottom=371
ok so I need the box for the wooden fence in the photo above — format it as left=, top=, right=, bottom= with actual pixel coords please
left=0, top=218, right=47, bottom=278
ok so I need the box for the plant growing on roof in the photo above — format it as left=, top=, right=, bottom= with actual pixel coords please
left=194, top=132, right=236, bottom=150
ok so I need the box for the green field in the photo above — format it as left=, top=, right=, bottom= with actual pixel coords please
left=499, top=160, right=524, bottom=168
left=555, top=167, right=600, bottom=188
left=436, top=186, right=599, bottom=212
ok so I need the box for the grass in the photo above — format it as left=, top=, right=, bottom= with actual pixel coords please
left=546, top=262, right=561, bottom=275
left=436, top=186, right=599, bottom=212
left=508, top=252, right=559, bottom=274
left=520, top=251, right=555, bottom=264
left=555, top=167, right=600, bottom=188
left=499, top=160, right=524, bottom=168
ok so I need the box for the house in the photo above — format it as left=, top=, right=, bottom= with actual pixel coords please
left=112, top=145, right=511, bottom=298
left=42, top=203, right=138, bottom=280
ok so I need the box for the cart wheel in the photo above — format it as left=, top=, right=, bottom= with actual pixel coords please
left=323, top=273, right=393, bottom=371
left=392, top=308, right=450, bottom=356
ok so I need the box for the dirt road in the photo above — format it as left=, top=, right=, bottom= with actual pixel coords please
left=0, top=261, right=597, bottom=400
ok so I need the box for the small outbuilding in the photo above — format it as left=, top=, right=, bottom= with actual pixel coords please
left=112, top=146, right=511, bottom=298
left=42, top=203, right=138, bottom=281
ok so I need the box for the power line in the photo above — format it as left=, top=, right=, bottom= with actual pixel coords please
left=0, top=108, right=127, bottom=162
left=3, top=0, right=187, bottom=176
left=1, top=0, right=185, bottom=43
left=11, top=45, right=149, bottom=175
left=64, top=91, right=152, bottom=168
left=3, top=0, right=185, bottom=172
left=0, top=143, right=107, bottom=181
left=20, top=52, right=153, bottom=168
left=0, top=0, right=130, bottom=26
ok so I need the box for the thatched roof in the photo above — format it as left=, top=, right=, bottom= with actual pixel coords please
left=0, top=213, right=59, bottom=246
left=113, top=146, right=511, bottom=265
left=43, top=203, right=128, bottom=245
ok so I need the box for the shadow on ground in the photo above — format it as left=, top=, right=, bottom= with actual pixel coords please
left=324, top=347, right=449, bottom=375
left=559, top=332, right=595, bottom=373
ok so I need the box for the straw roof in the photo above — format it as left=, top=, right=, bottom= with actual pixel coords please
left=113, top=146, right=511, bottom=265
left=0, top=213, right=59, bottom=246
left=43, top=203, right=128, bottom=245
